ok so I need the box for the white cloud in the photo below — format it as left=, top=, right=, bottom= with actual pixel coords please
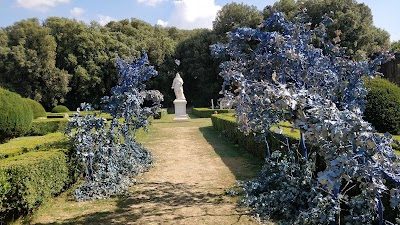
left=157, top=19, right=168, bottom=27
left=162, top=0, right=221, bottom=29
left=16, top=0, right=70, bottom=12
left=97, top=14, right=117, bottom=26
left=70, top=7, right=85, bottom=18
left=137, top=0, right=166, bottom=7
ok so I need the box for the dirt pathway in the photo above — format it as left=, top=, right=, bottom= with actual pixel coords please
left=31, top=114, right=265, bottom=225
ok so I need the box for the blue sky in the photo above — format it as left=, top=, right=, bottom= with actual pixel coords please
left=0, top=0, right=399, bottom=41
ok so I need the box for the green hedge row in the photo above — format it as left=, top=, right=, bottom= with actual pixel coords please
left=192, top=108, right=235, bottom=118
left=0, top=148, right=79, bottom=222
left=211, top=114, right=299, bottom=159
left=27, top=119, right=68, bottom=136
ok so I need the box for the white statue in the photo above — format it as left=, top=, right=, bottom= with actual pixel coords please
left=171, top=73, right=185, bottom=100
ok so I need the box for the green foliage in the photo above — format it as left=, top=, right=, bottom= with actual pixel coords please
left=27, top=119, right=68, bottom=136
left=0, top=19, right=70, bottom=108
left=364, top=78, right=400, bottom=134
left=264, top=0, right=391, bottom=59
left=173, top=29, right=222, bottom=107
left=23, top=98, right=47, bottom=119
left=0, top=87, right=33, bottom=142
left=392, top=41, right=400, bottom=52
left=0, top=132, right=67, bottom=159
left=211, top=114, right=298, bottom=159
left=192, top=108, right=234, bottom=118
left=213, top=2, right=263, bottom=37
left=0, top=150, right=71, bottom=222
left=51, top=105, right=70, bottom=113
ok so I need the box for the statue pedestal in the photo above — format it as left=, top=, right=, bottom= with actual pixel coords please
left=173, top=99, right=188, bottom=121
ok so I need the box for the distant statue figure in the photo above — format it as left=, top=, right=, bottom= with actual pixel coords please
left=172, top=73, right=185, bottom=100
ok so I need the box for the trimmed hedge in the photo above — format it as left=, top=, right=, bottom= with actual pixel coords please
left=364, top=78, right=400, bottom=134
left=0, top=133, right=67, bottom=159
left=27, top=118, right=68, bottom=136
left=192, top=108, right=235, bottom=118
left=23, top=98, right=47, bottom=119
left=0, top=150, right=73, bottom=222
left=211, top=114, right=299, bottom=159
left=51, top=105, right=70, bottom=113
left=0, top=138, right=78, bottom=223
left=0, top=87, right=33, bottom=142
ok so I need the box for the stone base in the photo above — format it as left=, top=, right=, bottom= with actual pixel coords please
left=173, top=99, right=188, bottom=121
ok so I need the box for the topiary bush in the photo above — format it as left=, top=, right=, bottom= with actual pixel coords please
left=23, top=98, right=47, bottom=119
left=51, top=105, right=70, bottom=113
left=364, top=78, right=400, bottom=134
left=0, top=87, right=33, bottom=142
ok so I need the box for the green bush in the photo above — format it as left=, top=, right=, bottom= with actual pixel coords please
left=211, top=114, right=299, bottom=159
left=51, top=105, right=70, bottom=113
left=0, top=87, right=33, bottom=142
left=23, top=98, right=47, bottom=119
left=0, top=150, right=71, bottom=222
left=0, top=133, right=68, bottom=159
left=192, top=108, right=234, bottom=118
left=27, top=118, right=68, bottom=136
left=364, top=78, right=400, bottom=134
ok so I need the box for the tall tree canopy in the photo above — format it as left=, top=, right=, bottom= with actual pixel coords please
left=174, top=29, right=221, bottom=107
left=0, top=19, right=69, bottom=108
left=264, top=0, right=391, bottom=59
left=213, top=2, right=263, bottom=38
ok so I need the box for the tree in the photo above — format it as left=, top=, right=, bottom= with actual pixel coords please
left=264, top=0, right=391, bottom=59
left=1, top=19, right=70, bottom=109
left=0, top=30, right=9, bottom=78
left=213, top=2, right=263, bottom=38
left=392, top=40, right=400, bottom=52
left=174, top=29, right=222, bottom=107
left=212, top=12, right=399, bottom=224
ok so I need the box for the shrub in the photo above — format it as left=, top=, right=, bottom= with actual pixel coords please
left=0, top=87, right=33, bottom=142
left=364, top=78, right=400, bottom=134
left=211, top=114, right=299, bottom=159
left=27, top=119, right=68, bottom=136
left=23, top=98, right=47, bottom=119
left=0, top=150, right=71, bottom=222
left=192, top=108, right=234, bottom=118
left=51, top=105, right=70, bottom=113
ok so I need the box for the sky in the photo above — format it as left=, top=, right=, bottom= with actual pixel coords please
left=0, top=0, right=399, bottom=41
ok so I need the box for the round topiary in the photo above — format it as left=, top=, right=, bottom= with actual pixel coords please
left=23, top=98, right=47, bottom=119
left=364, top=78, right=400, bottom=134
left=0, top=87, right=33, bottom=142
left=51, top=105, right=70, bottom=113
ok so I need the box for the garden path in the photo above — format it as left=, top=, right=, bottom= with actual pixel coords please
left=31, top=114, right=267, bottom=225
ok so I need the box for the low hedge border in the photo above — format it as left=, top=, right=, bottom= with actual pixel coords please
left=0, top=133, right=67, bottom=159
left=192, top=108, right=235, bottom=118
left=212, top=113, right=400, bottom=157
left=211, top=114, right=299, bottom=159
left=0, top=149, right=79, bottom=222
left=27, top=118, right=68, bottom=136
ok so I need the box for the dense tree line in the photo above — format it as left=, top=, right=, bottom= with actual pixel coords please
left=0, top=0, right=396, bottom=110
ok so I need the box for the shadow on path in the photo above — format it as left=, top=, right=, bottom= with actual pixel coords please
left=199, top=126, right=263, bottom=181
left=34, top=181, right=251, bottom=225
